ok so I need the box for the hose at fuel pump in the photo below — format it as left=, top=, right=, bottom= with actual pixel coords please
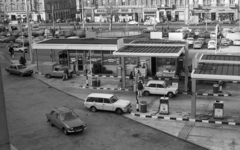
left=151, top=96, right=165, bottom=116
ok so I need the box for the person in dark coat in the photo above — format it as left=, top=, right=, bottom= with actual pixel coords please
left=73, top=61, right=76, bottom=74
left=8, top=46, right=14, bottom=58
left=129, top=71, right=134, bottom=87
left=62, top=67, right=69, bottom=81
left=137, top=80, right=144, bottom=97
left=19, top=56, right=26, bottom=66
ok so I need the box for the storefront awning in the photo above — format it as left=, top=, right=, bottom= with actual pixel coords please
left=113, top=45, right=184, bottom=57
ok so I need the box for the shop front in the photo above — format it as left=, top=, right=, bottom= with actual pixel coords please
left=143, top=8, right=157, bottom=21
left=94, top=9, right=107, bottom=22
left=118, top=9, right=133, bottom=22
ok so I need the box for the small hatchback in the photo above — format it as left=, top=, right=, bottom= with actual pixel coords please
left=84, top=93, right=131, bottom=115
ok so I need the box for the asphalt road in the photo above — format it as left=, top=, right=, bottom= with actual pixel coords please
left=0, top=53, right=208, bottom=150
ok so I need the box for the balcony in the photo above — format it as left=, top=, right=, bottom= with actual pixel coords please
left=176, top=4, right=185, bottom=8
left=157, top=4, right=171, bottom=8
left=228, top=4, right=235, bottom=8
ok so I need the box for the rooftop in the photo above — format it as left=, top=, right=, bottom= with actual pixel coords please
left=201, top=54, right=240, bottom=61
left=130, top=39, right=186, bottom=44
left=38, top=38, right=118, bottom=45
left=87, top=93, right=113, bottom=99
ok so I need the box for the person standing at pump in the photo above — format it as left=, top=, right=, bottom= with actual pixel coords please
left=129, top=71, right=134, bottom=87
left=137, top=80, right=143, bottom=97
left=83, top=63, right=88, bottom=76
left=73, top=61, right=76, bottom=74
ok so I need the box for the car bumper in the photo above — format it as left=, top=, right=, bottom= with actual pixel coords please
left=68, top=126, right=87, bottom=133
left=23, top=71, right=33, bottom=76
left=123, top=106, right=132, bottom=113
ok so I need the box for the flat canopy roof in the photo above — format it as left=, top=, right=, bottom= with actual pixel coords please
left=199, top=54, right=240, bottom=64
left=191, top=63, right=240, bottom=81
left=130, top=39, right=186, bottom=45
left=38, top=39, right=118, bottom=45
left=32, top=38, right=120, bottom=50
left=113, top=45, right=184, bottom=57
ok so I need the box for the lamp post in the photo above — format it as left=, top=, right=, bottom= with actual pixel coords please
left=25, top=0, right=33, bottom=64
left=52, top=5, right=55, bottom=29
left=81, top=0, right=85, bottom=30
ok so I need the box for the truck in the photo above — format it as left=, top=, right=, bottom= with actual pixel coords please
left=40, top=62, right=74, bottom=79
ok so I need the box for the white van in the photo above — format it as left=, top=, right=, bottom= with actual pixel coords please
left=208, top=40, right=216, bottom=50
left=226, top=33, right=240, bottom=41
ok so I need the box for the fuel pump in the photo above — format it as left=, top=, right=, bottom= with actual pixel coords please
left=151, top=96, right=169, bottom=116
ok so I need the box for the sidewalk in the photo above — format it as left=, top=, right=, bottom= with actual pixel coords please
left=16, top=61, right=240, bottom=150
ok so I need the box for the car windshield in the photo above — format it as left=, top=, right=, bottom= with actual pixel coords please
left=17, top=65, right=26, bottom=69
left=209, top=42, right=215, bottom=45
left=195, top=41, right=202, bottom=44
left=60, top=111, right=77, bottom=121
left=110, top=95, right=118, bottom=103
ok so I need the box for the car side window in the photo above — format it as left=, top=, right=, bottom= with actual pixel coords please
left=9, top=66, right=13, bottom=69
left=13, top=66, right=17, bottom=70
left=148, top=84, right=156, bottom=87
left=157, top=84, right=164, bottom=88
left=95, top=98, right=103, bottom=103
left=54, top=68, right=59, bottom=71
left=86, top=97, right=94, bottom=102
left=104, top=99, right=110, bottom=104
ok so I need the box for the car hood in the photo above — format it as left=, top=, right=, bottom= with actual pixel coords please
left=114, top=100, right=130, bottom=107
left=63, top=118, right=85, bottom=128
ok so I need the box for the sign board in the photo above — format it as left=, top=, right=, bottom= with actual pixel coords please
left=150, top=32, right=163, bottom=39
left=169, top=33, right=184, bottom=41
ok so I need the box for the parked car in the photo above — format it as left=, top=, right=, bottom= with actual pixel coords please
left=127, top=20, right=138, bottom=25
left=144, top=20, right=157, bottom=26
left=221, top=19, right=233, bottom=24
left=84, top=93, right=132, bottom=115
left=12, top=43, right=28, bottom=53
left=176, top=27, right=192, bottom=32
left=45, top=106, right=87, bottom=135
left=193, top=40, right=203, bottom=49
left=5, top=64, right=33, bottom=77
left=210, top=31, right=216, bottom=38
left=15, top=36, right=29, bottom=45
left=197, top=38, right=205, bottom=45
left=0, top=36, right=7, bottom=43
left=203, top=19, right=215, bottom=24
left=208, top=40, right=217, bottom=50
left=43, top=63, right=74, bottom=79
left=186, top=37, right=194, bottom=45
left=221, top=38, right=232, bottom=46
left=142, top=80, right=178, bottom=97
left=233, top=39, right=240, bottom=46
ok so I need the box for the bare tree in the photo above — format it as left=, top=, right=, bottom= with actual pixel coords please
left=104, top=1, right=119, bottom=31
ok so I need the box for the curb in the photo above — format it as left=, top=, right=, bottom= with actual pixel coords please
left=79, top=85, right=131, bottom=91
left=196, top=93, right=231, bottom=97
left=131, top=113, right=240, bottom=126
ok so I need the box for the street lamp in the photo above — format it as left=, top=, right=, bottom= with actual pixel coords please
left=25, top=0, right=33, bottom=64
left=81, top=0, right=85, bottom=29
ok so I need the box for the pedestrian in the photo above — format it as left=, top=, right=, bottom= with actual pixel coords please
left=137, top=80, right=144, bottom=97
left=8, top=45, right=14, bottom=58
left=83, top=63, right=88, bottom=76
left=129, top=71, right=134, bottom=87
left=19, top=56, right=26, bottom=66
left=73, top=61, right=76, bottom=74
left=62, top=67, right=69, bottom=81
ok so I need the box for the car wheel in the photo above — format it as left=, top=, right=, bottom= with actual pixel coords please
left=144, top=91, right=150, bottom=96
left=19, top=73, right=23, bottom=77
left=115, top=108, right=123, bottom=115
left=45, top=74, right=51, bottom=78
left=167, top=92, right=174, bottom=98
left=63, top=128, right=68, bottom=135
left=48, top=120, right=53, bottom=126
left=90, top=106, right=97, bottom=112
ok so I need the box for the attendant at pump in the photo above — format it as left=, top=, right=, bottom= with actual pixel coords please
left=129, top=71, right=134, bottom=87
left=83, top=63, right=88, bottom=76
left=137, top=80, right=143, bottom=97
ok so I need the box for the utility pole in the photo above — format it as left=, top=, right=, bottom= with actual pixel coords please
left=25, top=0, right=33, bottom=64
left=0, top=63, right=11, bottom=150
left=81, top=0, right=85, bottom=30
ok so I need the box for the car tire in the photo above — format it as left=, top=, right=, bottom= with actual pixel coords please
left=115, top=108, right=123, bottom=115
left=144, top=91, right=150, bottom=96
left=90, top=106, right=97, bottom=112
left=19, top=73, right=23, bottom=77
left=45, top=74, right=51, bottom=78
left=48, top=120, right=53, bottom=127
left=167, top=92, right=174, bottom=98
left=63, top=128, right=68, bottom=135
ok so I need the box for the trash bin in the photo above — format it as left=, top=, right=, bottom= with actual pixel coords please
left=213, top=84, right=219, bottom=93
left=92, top=78, right=97, bottom=87
left=139, top=101, right=147, bottom=113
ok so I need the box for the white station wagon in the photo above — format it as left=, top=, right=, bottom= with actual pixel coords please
left=84, top=93, right=132, bottom=115
left=143, top=80, right=178, bottom=97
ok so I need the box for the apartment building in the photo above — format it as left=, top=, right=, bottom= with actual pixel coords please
left=0, top=0, right=76, bottom=22
left=80, top=0, right=239, bottom=23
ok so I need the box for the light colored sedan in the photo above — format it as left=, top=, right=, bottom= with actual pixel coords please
left=233, top=39, right=240, bottom=46
left=186, top=37, right=194, bottom=45
left=193, top=41, right=203, bottom=49
left=127, top=20, right=138, bottom=25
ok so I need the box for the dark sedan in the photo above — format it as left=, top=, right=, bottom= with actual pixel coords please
left=45, top=107, right=87, bottom=135
left=5, top=64, right=33, bottom=77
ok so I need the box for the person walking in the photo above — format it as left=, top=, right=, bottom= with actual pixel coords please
left=8, top=46, right=14, bottom=58
left=137, top=80, right=144, bottom=97
left=62, top=67, right=69, bottom=81
left=83, top=63, right=88, bottom=76
left=129, top=71, right=134, bottom=87
left=73, top=61, right=76, bottom=74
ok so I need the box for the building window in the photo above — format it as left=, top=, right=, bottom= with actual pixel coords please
left=122, top=0, right=125, bottom=5
left=0, top=5, right=3, bottom=11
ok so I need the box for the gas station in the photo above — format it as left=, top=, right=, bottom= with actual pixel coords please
left=191, top=54, right=240, bottom=118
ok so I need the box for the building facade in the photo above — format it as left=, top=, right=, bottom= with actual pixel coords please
left=0, top=0, right=76, bottom=22
left=79, top=0, right=239, bottom=23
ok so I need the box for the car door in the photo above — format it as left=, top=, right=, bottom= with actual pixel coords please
left=12, top=66, right=19, bottom=74
left=103, top=98, right=114, bottom=111
left=94, top=98, right=103, bottom=110
left=147, top=83, right=157, bottom=94
left=54, top=113, right=63, bottom=128
left=49, top=111, right=58, bottom=126
left=156, top=84, right=165, bottom=95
